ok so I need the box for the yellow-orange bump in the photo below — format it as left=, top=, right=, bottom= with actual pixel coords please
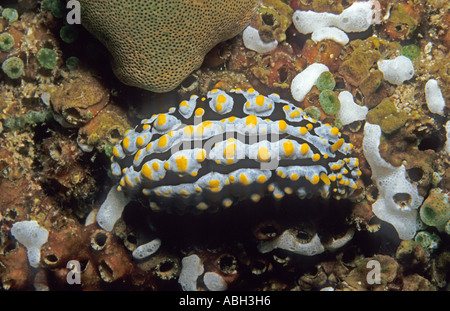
left=331, top=138, right=344, bottom=152
left=175, top=155, right=188, bottom=172
left=257, top=146, right=270, bottom=162
left=255, top=94, right=265, bottom=106
left=310, top=174, right=320, bottom=185
left=283, top=140, right=294, bottom=157
left=300, top=143, right=310, bottom=155
left=158, top=135, right=168, bottom=147
left=330, top=127, right=339, bottom=136
left=195, top=108, right=205, bottom=117
left=320, top=173, right=331, bottom=185
left=278, top=120, right=287, bottom=132
left=245, top=115, right=258, bottom=128
left=257, top=175, right=267, bottom=183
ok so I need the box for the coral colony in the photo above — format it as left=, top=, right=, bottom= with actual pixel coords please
left=0, top=0, right=449, bottom=292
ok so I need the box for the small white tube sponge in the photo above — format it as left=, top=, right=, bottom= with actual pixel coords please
left=178, top=254, right=204, bottom=291
left=291, top=63, right=329, bottom=102
left=311, top=27, right=349, bottom=45
left=377, top=56, right=415, bottom=85
left=425, top=79, right=446, bottom=116
left=97, top=186, right=130, bottom=232
left=243, top=26, right=278, bottom=54
left=11, top=220, right=49, bottom=268
left=363, top=123, right=423, bottom=240
left=337, top=91, right=369, bottom=125
left=203, top=272, right=228, bottom=291
left=132, top=238, right=161, bottom=260
left=257, top=230, right=325, bottom=256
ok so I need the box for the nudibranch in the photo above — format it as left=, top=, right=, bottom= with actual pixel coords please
left=110, top=89, right=361, bottom=213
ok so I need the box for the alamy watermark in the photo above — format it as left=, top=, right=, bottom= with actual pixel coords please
left=66, top=260, right=81, bottom=285
left=366, top=259, right=381, bottom=285
left=66, top=0, right=81, bottom=25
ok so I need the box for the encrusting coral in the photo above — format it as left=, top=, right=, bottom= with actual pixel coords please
left=78, top=0, right=260, bottom=93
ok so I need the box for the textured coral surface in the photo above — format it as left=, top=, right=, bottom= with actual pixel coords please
left=79, top=0, right=259, bottom=93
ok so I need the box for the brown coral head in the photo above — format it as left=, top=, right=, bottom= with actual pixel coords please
left=79, top=0, right=260, bottom=93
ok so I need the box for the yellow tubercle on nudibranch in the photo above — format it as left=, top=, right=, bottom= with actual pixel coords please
left=110, top=89, right=361, bottom=213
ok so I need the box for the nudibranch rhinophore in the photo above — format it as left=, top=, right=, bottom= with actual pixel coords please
left=110, top=89, right=361, bottom=213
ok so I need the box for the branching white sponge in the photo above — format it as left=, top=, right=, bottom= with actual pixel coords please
left=363, top=123, right=423, bottom=240
left=293, top=1, right=374, bottom=45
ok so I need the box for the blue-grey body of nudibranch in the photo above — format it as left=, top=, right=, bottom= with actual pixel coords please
left=110, top=89, right=361, bottom=213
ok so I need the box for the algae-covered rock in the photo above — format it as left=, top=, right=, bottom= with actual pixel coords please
left=78, top=104, right=132, bottom=154
left=49, top=74, right=110, bottom=127
left=339, top=47, right=380, bottom=87
left=384, top=2, right=422, bottom=40
left=366, top=98, right=408, bottom=134
left=251, top=0, right=293, bottom=43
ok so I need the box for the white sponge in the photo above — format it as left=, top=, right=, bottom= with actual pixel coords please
left=132, top=238, right=161, bottom=260
left=337, top=91, right=368, bottom=125
left=377, top=56, right=415, bottom=85
left=178, top=254, right=204, bottom=291
left=291, top=63, right=329, bottom=102
left=203, top=272, right=228, bottom=291
left=257, top=230, right=325, bottom=256
left=243, top=26, right=278, bottom=54
left=97, top=186, right=130, bottom=232
left=363, top=123, right=423, bottom=240
left=425, top=79, right=446, bottom=115
left=11, top=220, right=49, bottom=268
left=292, top=1, right=374, bottom=44
left=335, top=0, right=375, bottom=32
left=311, top=27, right=349, bottom=45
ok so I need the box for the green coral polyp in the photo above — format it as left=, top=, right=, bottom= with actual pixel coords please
left=42, top=0, right=66, bottom=18
left=319, top=90, right=340, bottom=115
left=304, top=106, right=321, bottom=120
left=401, top=44, right=420, bottom=60
left=36, top=48, right=58, bottom=70
left=316, top=71, right=336, bottom=91
left=0, top=33, right=15, bottom=51
left=2, top=8, right=18, bottom=23
left=65, top=56, right=80, bottom=71
left=60, top=25, right=79, bottom=43
left=419, top=189, right=450, bottom=231
left=2, top=56, right=24, bottom=79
